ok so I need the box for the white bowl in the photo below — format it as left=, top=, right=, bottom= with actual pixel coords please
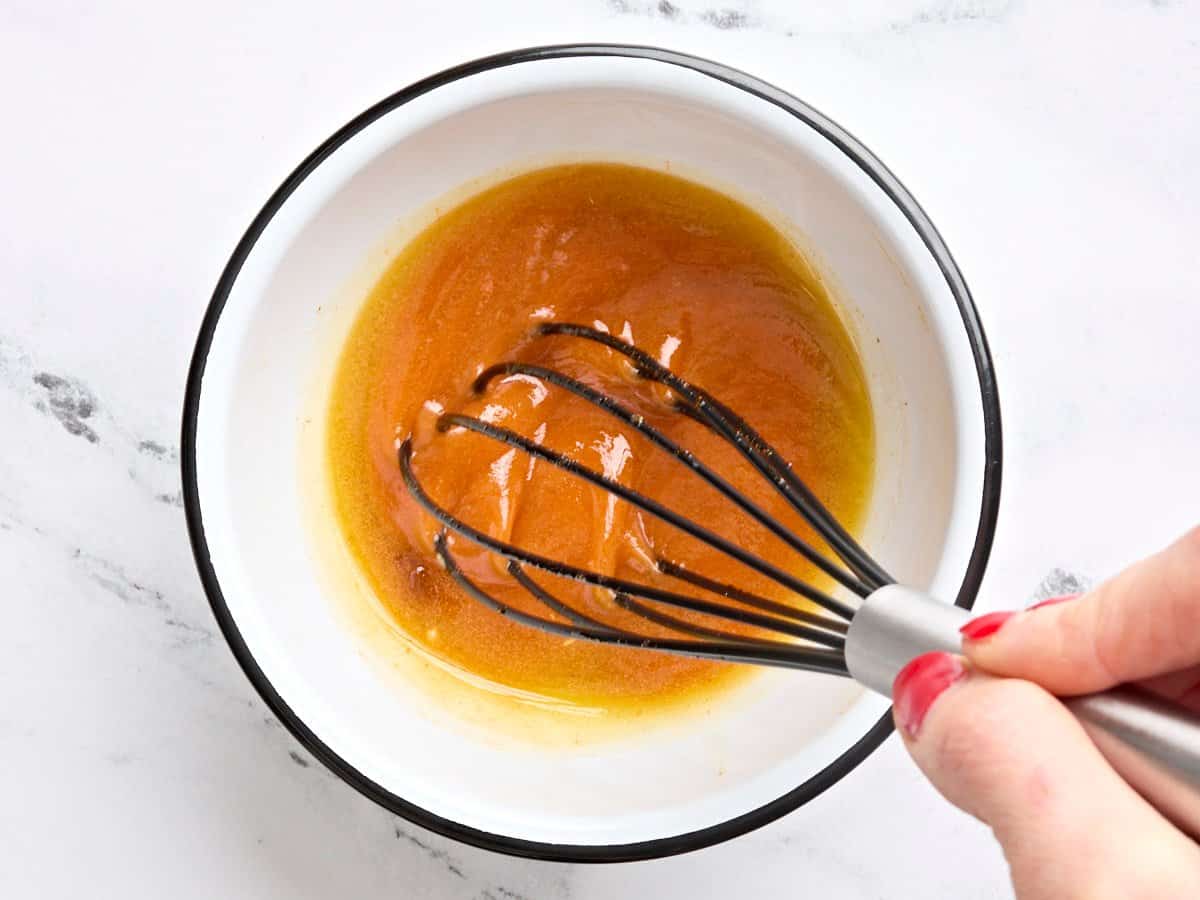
left=182, top=45, right=1001, bottom=860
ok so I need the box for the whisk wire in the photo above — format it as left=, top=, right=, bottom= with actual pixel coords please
left=653, top=558, right=849, bottom=635
left=437, top=412, right=854, bottom=619
left=510, top=558, right=817, bottom=648
left=400, top=441, right=845, bottom=642
left=505, top=561, right=613, bottom=630
left=611, top=593, right=822, bottom=647
left=474, top=361, right=872, bottom=598
left=535, top=322, right=893, bottom=589
left=399, top=324, right=898, bottom=672
left=433, top=532, right=850, bottom=675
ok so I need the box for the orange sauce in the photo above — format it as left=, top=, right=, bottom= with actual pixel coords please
left=327, top=163, right=874, bottom=714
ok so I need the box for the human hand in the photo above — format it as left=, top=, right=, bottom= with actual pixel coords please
left=892, top=527, right=1200, bottom=899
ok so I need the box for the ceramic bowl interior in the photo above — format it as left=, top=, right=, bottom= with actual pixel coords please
left=184, top=47, right=999, bottom=859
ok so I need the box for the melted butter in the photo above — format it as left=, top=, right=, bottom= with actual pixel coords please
left=326, top=163, right=875, bottom=718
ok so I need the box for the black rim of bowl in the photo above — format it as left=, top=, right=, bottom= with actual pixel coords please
left=181, top=44, right=1003, bottom=863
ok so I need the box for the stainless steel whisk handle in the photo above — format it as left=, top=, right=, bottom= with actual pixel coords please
left=845, top=586, right=1200, bottom=840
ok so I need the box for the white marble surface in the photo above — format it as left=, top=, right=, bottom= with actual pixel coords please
left=3, top=1, right=1198, bottom=896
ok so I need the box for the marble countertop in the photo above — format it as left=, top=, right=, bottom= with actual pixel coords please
left=3, top=1, right=1198, bottom=897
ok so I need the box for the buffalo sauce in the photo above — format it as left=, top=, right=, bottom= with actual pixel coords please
left=327, top=163, right=874, bottom=714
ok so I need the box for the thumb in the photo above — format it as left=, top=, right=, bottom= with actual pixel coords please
left=893, top=652, right=1200, bottom=900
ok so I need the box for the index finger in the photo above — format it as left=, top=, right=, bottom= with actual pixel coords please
left=962, top=526, right=1200, bottom=695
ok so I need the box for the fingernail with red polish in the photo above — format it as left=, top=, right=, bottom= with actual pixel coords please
left=1031, top=593, right=1080, bottom=610
left=959, top=610, right=1015, bottom=641
left=892, top=652, right=967, bottom=738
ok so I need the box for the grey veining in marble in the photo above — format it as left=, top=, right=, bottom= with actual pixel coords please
left=606, top=0, right=1015, bottom=36
left=1029, top=568, right=1093, bottom=606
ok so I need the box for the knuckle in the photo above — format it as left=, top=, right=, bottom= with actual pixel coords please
left=1168, top=525, right=1200, bottom=603
left=1089, top=595, right=1129, bottom=684
left=1162, top=529, right=1200, bottom=662
left=1176, top=523, right=1200, bottom=558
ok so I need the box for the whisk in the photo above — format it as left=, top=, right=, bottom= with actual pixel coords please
left=400, top=322, right=1200, bottom=837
